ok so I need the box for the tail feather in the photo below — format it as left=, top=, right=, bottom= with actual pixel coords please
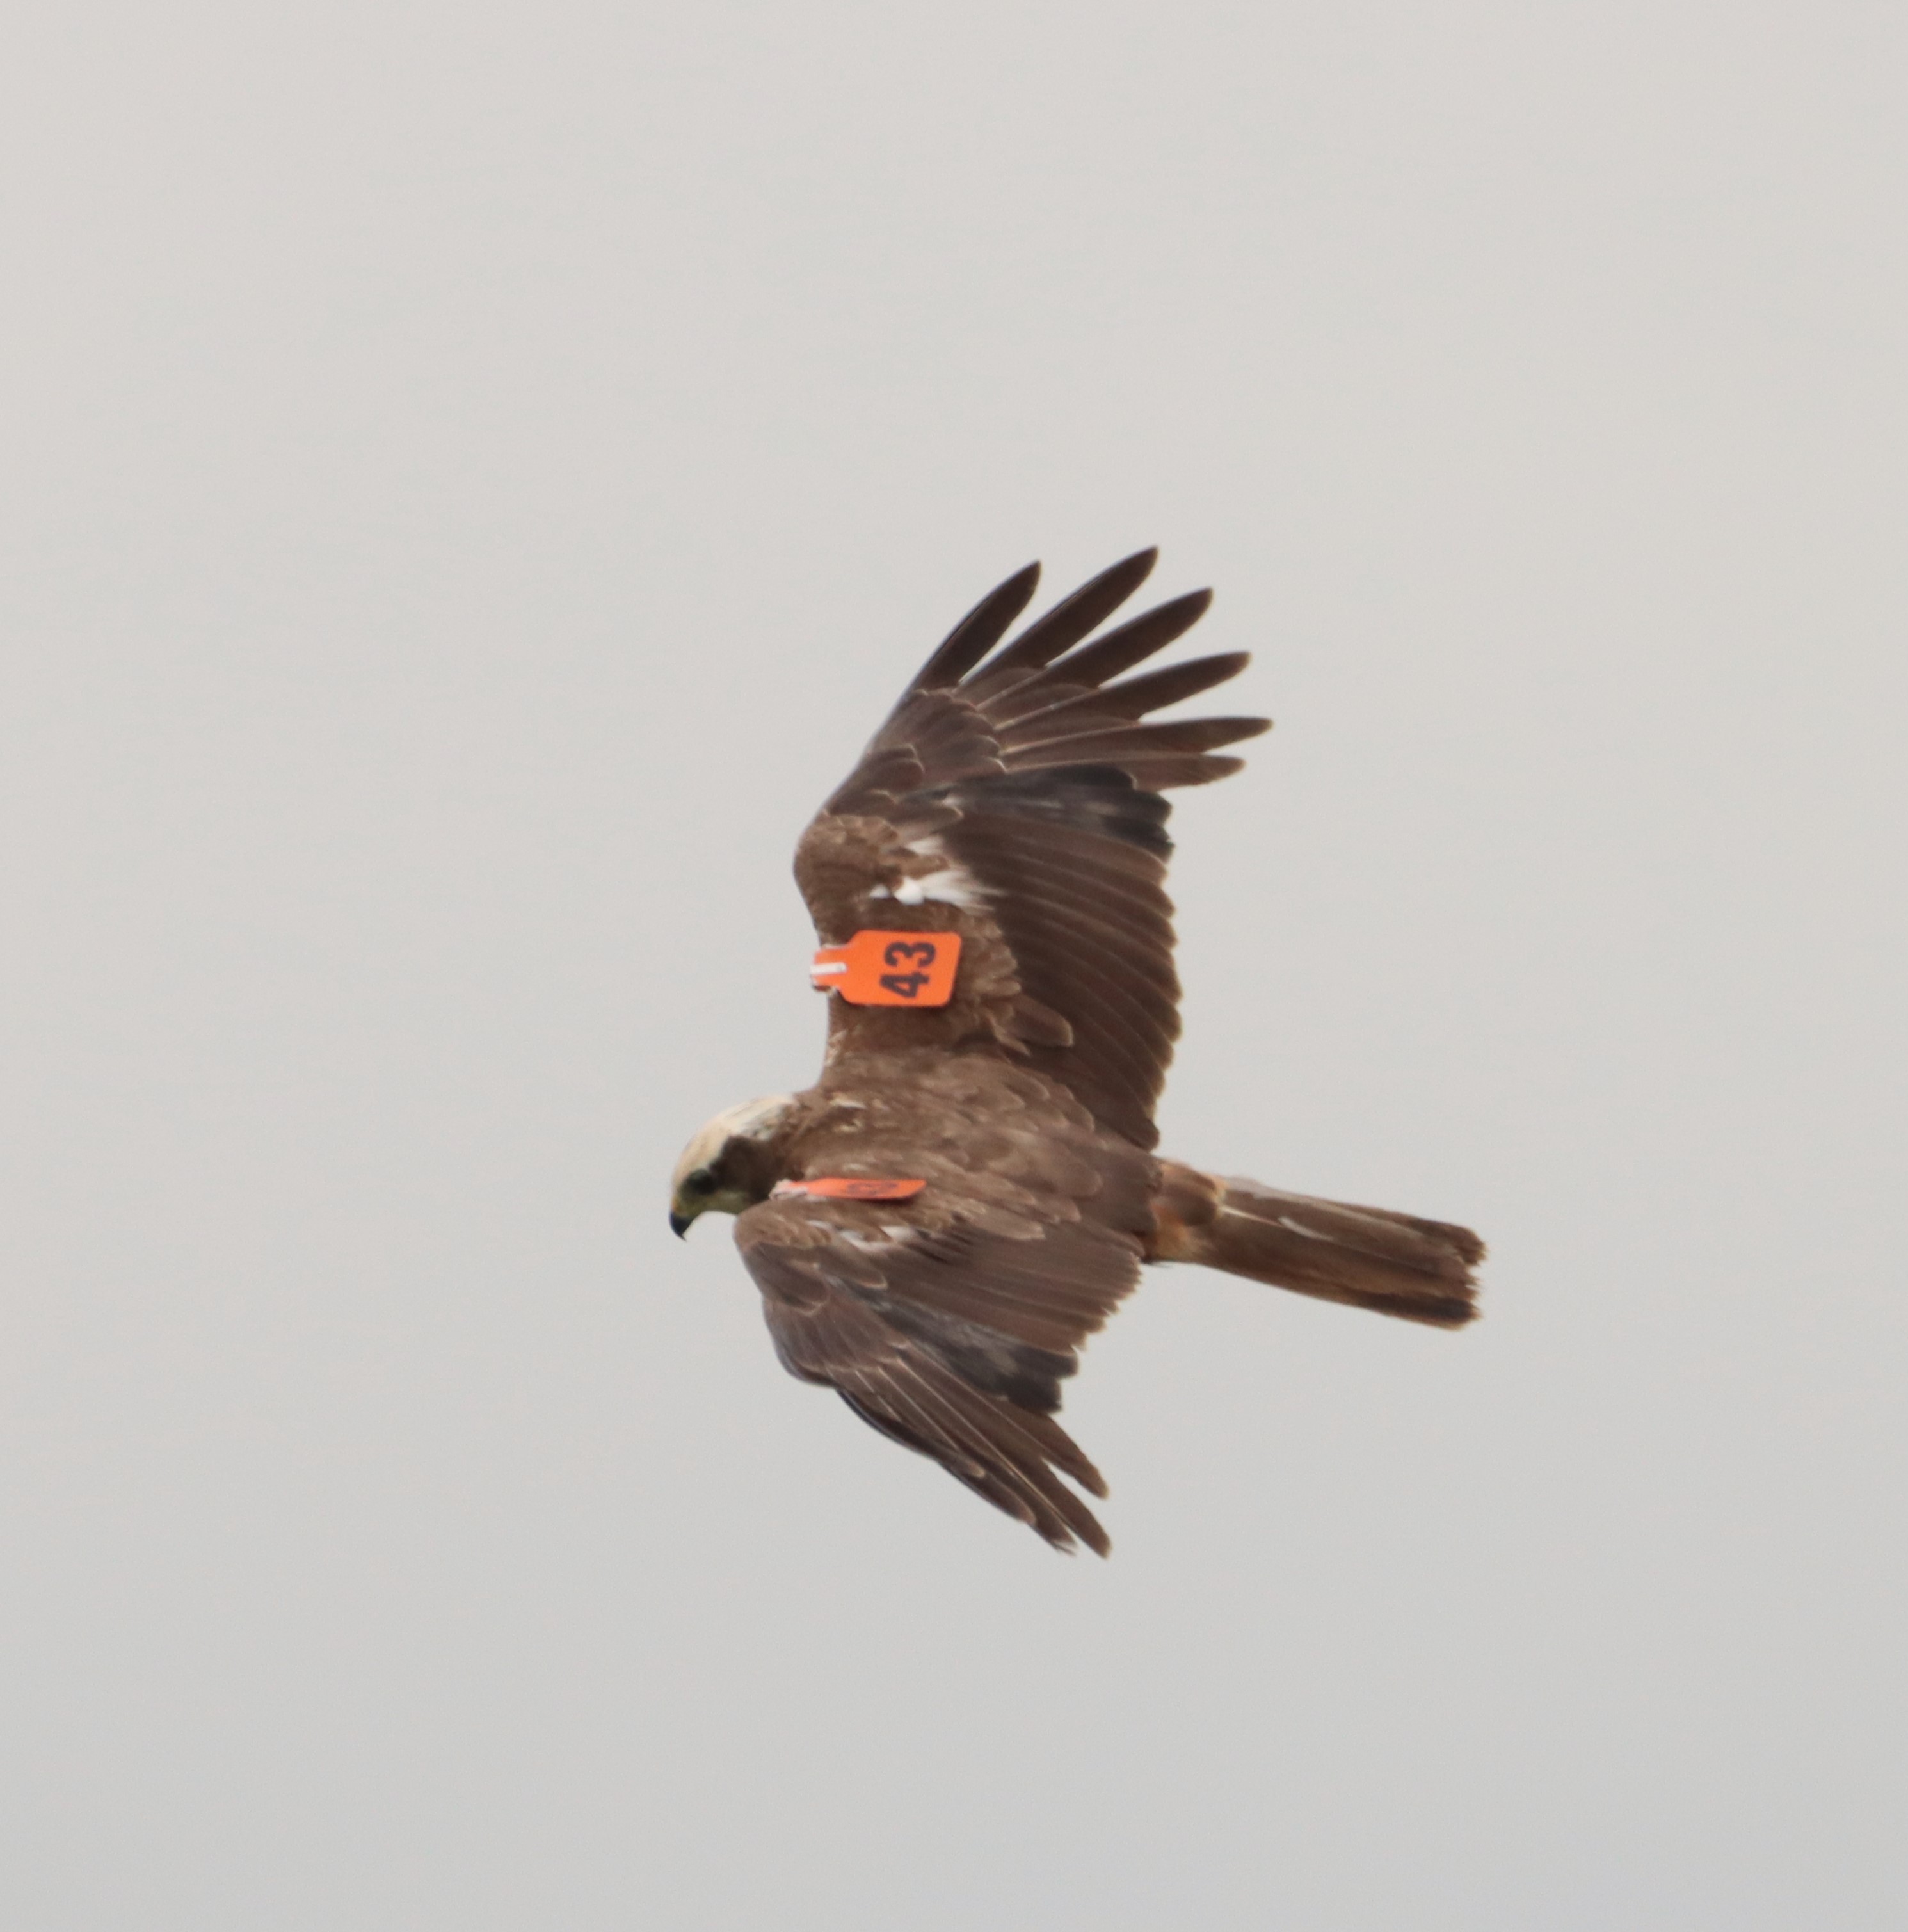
left=1191, top=1175, right=1483, bottom=1328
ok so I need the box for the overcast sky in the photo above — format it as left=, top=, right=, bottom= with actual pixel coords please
left=3, top=3, right=1904, bottom=1927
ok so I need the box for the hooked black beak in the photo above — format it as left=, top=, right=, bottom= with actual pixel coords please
left=669, top=1211, right=690, bottom=1239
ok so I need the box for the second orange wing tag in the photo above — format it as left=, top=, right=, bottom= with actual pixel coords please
left=810, top=930, right=962, bottom=1007
left=773, top=1177, right=927, bottom=1202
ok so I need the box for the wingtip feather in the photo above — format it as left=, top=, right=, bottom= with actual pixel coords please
left=910, top=560, right=1043, bottom=691
left=975, top=548, right=1163, bottom=679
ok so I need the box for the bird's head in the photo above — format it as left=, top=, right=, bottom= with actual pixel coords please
left=669, top=1093, right=797, bottom=1237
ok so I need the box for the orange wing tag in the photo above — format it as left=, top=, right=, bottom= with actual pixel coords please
left=773, top=1177, right=927, bottom=1202
left=810, top=931, right=962, bottom=1007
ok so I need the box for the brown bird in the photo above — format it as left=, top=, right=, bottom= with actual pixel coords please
left=669, top=551, right=1483, bottom=1554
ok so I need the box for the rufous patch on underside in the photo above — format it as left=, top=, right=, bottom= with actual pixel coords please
left=810, top=931, right=962, bottom=1006
left=772, top=1177, right=928, bottom=1202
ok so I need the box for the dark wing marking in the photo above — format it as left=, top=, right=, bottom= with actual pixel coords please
left=795, top=552, right=1269, bottom=1149
left=737, top=1191, right=1145, bottom=1555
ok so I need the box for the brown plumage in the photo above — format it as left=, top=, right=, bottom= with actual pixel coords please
left=669, top=551, right=1484, bottom=1555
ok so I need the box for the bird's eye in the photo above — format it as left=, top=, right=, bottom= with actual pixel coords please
left=685, top=1168, right=717, bottom=1196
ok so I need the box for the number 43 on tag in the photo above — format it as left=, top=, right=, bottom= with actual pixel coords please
left=810, top=931, right=963, bottom=1006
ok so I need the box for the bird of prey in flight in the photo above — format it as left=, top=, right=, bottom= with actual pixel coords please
left=669, top=551, right=1482, bottom=1554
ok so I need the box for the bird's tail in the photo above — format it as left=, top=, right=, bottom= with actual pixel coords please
left=1154, top=1164, right=1484, bottom=1328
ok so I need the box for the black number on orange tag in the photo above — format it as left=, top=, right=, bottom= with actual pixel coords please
left=883, top=940, right=937, bottom=968
left=878, top=972, right=929, bottom=999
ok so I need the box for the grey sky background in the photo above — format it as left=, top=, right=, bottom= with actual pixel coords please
left=3, top=3, right=1903, bottom=1927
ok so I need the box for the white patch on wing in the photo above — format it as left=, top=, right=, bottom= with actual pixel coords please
left=1277, top=1216, right=1330, bottom=1240
left=888, top=837, right=990, bottom=913
left=825, top=1231, right=911, bottom=1280
left=894, top=866, right=989, bottom=911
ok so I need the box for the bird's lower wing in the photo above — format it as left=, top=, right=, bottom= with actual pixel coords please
left=739, top=1191, right=1144, bottom=1554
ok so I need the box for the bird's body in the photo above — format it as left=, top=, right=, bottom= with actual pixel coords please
left=671, top=551, right=1483, bottom=1554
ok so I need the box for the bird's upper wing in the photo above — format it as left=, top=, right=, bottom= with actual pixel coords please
left=736, top=1157, right=1147, bottom=1556
left=794, top=551, right=1268, bottom=1150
